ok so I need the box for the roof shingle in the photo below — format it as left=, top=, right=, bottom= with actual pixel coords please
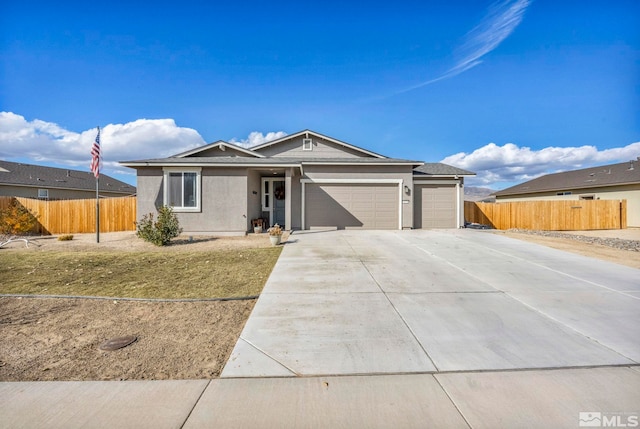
left=495, top=159, right=640, bottom=196
left=0, top=160, right=136, bottom=194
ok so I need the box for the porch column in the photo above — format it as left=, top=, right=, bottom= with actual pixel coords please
left=285, top=168, right=292, bottom=231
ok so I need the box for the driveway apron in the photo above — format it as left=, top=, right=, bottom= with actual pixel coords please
left=222, top=230, right=640, bottom=377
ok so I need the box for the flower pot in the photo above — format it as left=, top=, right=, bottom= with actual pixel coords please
left=269, top=235, right=282, bottom=246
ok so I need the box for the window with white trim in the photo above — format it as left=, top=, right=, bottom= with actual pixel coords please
left=302, top=138, right=313, bottom=151
left=262, top=179, right=271, bottom=210
left=38, top=189, right=49, bottom=199
left=163, top=169, right=201, bottom=211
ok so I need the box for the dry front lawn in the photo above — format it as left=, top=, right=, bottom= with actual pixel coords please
left=0, top=249, right=280, bottom=299
left=0, top=232, right=282, bottom=381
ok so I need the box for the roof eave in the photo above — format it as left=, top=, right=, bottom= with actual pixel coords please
left=302, top=161, right=422, bottom=166
left=413, top=173, right=476, bottom=177
left=120, top=161, right=302, bottom=168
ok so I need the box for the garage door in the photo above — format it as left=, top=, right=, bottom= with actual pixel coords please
left=305, top=183, right=399, bottom=229
left=414, top=184, right=457, bottom=228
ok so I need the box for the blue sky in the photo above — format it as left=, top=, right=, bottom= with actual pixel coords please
left=1, top=0, right=638, bottom=188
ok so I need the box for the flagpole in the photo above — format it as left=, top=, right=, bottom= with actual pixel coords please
left=96, top=170, right=100, bottom=243
left=92, top=125, right=101, bottom=244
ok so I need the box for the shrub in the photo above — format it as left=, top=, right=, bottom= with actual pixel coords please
left=0, top=199, right=39, bottom=235
left=58, top=234, right=74, bottom=241
left=135, top=205, right=183, bottom=246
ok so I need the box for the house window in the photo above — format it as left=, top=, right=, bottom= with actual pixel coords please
left=38, top=189, right=49, bottom=199
left=580, top=195, right=595, bottom=200
left=262, top=179, right=271, bottom=210
left=163, top=168, right=201, bottom=212
left=556, top=191, right=572, bottom=196
left=303, top=138, right=313, bottom=151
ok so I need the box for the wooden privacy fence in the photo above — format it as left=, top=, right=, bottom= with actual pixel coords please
left=0, top=196, right=137, bottom=234
left=464, top=200, right=627, bottom=231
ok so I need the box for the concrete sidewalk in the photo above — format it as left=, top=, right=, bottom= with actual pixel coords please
left=2, top=367, right=639, bottom=428
left=2, top=230, right=639, bottom=428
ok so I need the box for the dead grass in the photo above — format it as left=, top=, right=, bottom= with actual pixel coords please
left=0, top=248, right=281, bottom=299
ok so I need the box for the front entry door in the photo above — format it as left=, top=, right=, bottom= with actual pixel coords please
left=262, top=178, right=286, bottom=227
left=272, top=180, right=286, bottom=226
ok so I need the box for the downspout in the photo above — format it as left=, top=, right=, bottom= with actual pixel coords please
left=301, top=181, right=306, bottom=230
left=455, top=175, right=461, bottom=228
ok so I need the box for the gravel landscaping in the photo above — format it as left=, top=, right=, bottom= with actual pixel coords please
left=507, top=229, right=640, bottom=252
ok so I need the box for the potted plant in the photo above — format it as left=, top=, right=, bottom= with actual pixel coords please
left=268, top=224, right=283, bottom=246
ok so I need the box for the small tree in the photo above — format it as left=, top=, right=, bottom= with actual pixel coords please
left=0, top=199, right=39, bottom=235
left=136, top=205, right=183, bottom=246
left=0, top=199, right=40, bottom=248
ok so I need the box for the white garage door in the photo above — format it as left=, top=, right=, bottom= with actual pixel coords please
left=415, top=184, right=457, bottom=228
left=305, top=183, right=399, bottom=230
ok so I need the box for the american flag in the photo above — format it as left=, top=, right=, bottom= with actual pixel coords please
left=90, top=127, right=101, bottom=178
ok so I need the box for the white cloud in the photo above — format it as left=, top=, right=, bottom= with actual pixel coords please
left=398, top=0, right=530, bottom=94
left=0, top=112, right=206, bottom=175
left=229, top=131, right=288, bottom=148
left=442, top=141, right=640, bottom=187
left=0, top=112, right=290, bottom=183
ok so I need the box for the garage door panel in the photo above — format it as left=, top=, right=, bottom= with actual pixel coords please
left=415, top=184, right=457, bottom=229
left=306, top=184, right=399, bottom=230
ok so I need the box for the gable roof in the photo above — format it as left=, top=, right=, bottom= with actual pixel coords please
left=173, top=141, right=264, bottom=158
left=495, top=159, right=640, bottom=197
left=0, top=160, right=136, bottom=194
left=413, top=163, right=475, bottom=177
left=250, top=130, right=387, bottom=159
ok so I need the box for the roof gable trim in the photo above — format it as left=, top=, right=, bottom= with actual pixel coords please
left=174, top=141, right=264, bottom=158
left=250, top=130, right=387, bottom=159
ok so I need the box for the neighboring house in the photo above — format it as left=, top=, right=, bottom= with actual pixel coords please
left=0, top=160, right=136, bottom=200
left=494, top=158, right=640, bottom=227
left=121, top=130, right=475, bottom=235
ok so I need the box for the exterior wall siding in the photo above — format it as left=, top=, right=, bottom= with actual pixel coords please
left=255, top=136, right=368, bottom=158
left=290, top=169, right=302, bottom=230
left=0, top=184, right=130, bottom=199
left=135, top=167, right=165, bottom=224
left=496, top=184, right=640, bottom=227
left=247, top=169, right=262, bottom=231
left=136, top=167, right=249, bottom=235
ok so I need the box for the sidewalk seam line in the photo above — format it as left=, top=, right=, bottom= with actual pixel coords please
left=237, top=337, right=299, bottom=376
left=179, top=379, right=211, bottom=429
left=433, top=374, right=474, bottom=429
left=346, top=237, right=440, bottom=372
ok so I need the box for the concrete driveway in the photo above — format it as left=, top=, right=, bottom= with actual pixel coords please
left=222, top=229, right=640, bottom=377
left=3, top=229, right=639, bottom=428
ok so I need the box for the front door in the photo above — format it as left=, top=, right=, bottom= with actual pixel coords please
left=262, top=178, right=286, bottom=227
left=272, top=180, right=286, bottom=226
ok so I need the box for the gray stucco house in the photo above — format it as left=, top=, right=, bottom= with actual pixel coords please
left=120, top=130, right=474, bottom=235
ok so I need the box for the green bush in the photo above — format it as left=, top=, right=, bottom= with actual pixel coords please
left=135, top=205, right=183, bottom=246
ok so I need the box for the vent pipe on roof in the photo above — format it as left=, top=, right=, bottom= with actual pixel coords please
left=630, top=160, right=635, bottom=170
left=67, top=170, right=71, bottom=177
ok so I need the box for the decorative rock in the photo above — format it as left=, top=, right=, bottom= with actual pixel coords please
left=508, top=229, right=640, bottom=252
